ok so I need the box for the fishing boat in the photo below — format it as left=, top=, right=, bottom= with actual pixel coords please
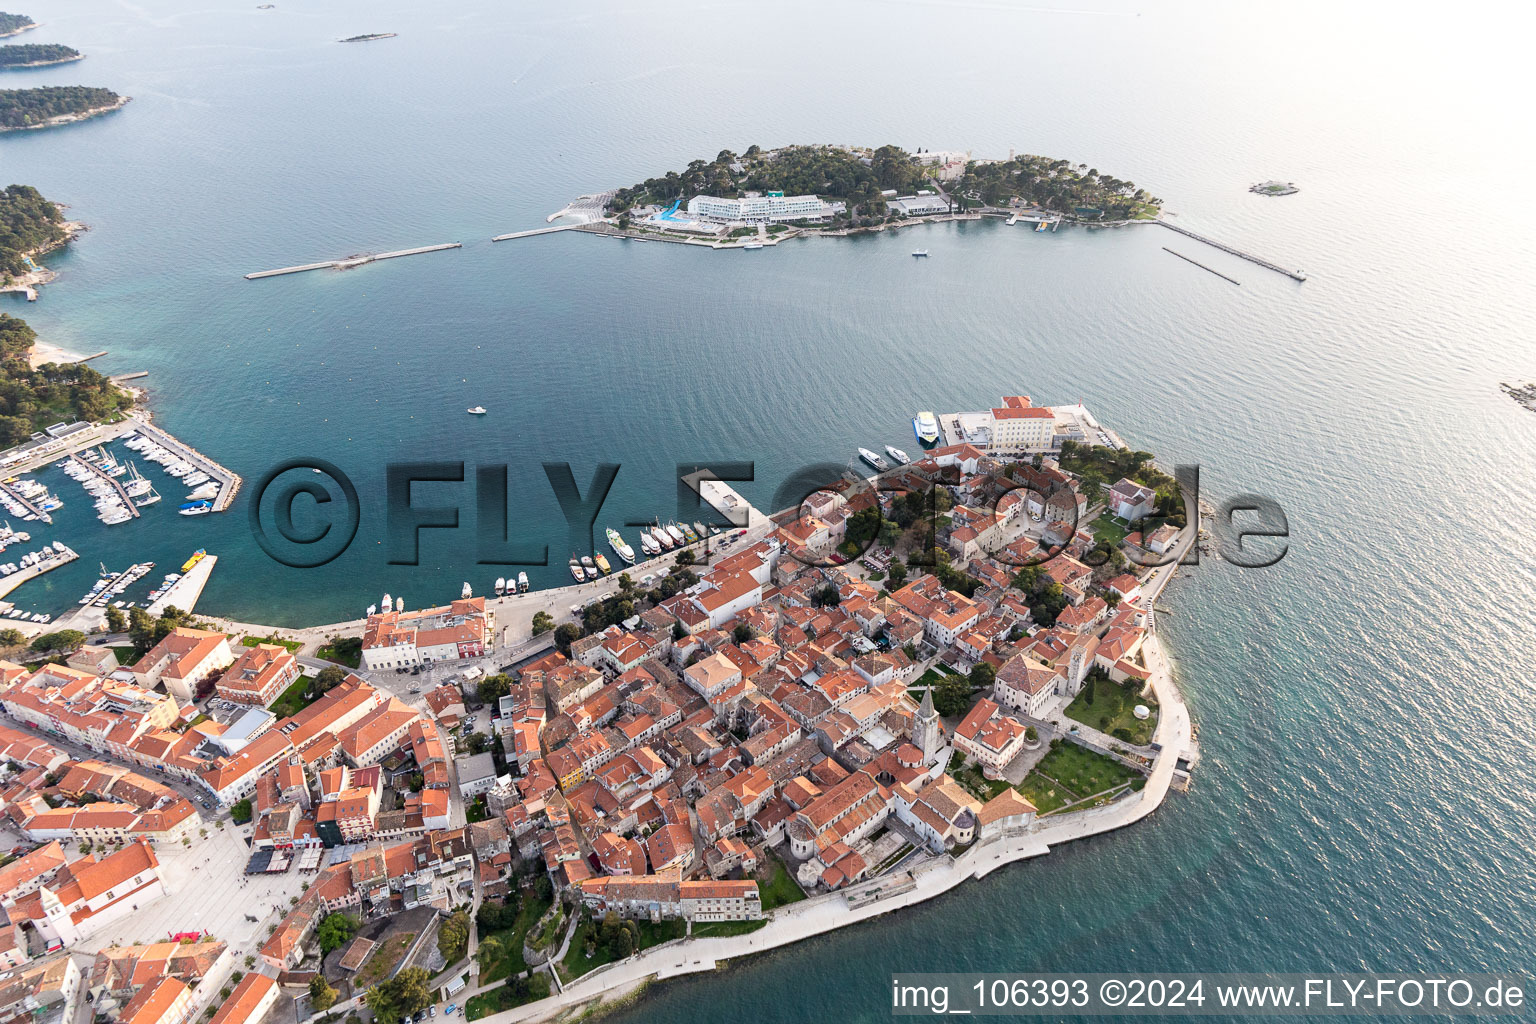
left=181, top=550, right=207, bottom=572
left=495, top=577, right=506, bottom=596
left=178, top=500, right=212, bottom=516
left=461, top=582, right=472, bottom=599
left=911, top=249, right=929, bottom=257
left=885, top=445, right=911, bottom=466
left=913, top=411, right=941, bottom=448
left=680, top=523, right=698, bottom=543
left=517, top=571, right=529, bottom=593
left=607, top=528, right=635, bottom=564
left=594, top=553, right=612, bottom=574
left=858, top=448, right=891, bottom=472
left=580, top=555, right=598, bottom=580
left=568, top=557, right=584, bottom=583
left=467, top=406, right=487, bottom=415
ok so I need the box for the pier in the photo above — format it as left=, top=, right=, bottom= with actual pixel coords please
left=73, top=453, right=140, bottom=519
left=245, top=242, right=462, bottom=280
left=0, top=546, right=78, bottom=601
left=490, top=224, right=585, bottom=242
left=1156, top=221, right=1306, bottom=281
left=0, top=480, right=52, bottom=525
left=1162, top=247, right=1241, bottom=285
left=147, top=553, right=216, bottom=617
left=130, top=417, right=243, bottom=511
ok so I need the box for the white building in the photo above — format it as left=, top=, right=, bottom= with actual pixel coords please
left=686, top=191, right=842, bottom=223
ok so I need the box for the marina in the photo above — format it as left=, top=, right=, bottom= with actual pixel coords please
left=0, top=477, right=57, bottom=524
left=244, top=242, right=462, bottom=280
left=0, top=542, right=78, bottom=602
left=70, top=451, right=140, bottom=523
left=125, top=420, right=242, bottom=511
left=146, top=552, right=217, bottom=616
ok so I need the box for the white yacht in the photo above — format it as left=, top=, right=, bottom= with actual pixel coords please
left=495, top=577, right=506, bottom=596
left=607, top=528, right=636, bottom=564
left=858, top=448, right=891, bottom=472
left=517, top=571, right=529, bottom=593
left=885, top=445, right=911, bottom=465
left=461, top=581, right=473, bottom=599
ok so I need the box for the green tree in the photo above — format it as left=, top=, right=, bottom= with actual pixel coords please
left=732, top=623, right=753, bottom=645
left=476, top=935, right=503, bottom=972
left=104, top=606, right=127, bottom=633
left=315, top=665, right=347, bottom=692
left=229, top=799, right=253, bottom=824
left=968, top=661, right=996, bottom=691
left=886, top=559, right=908, bottom=589
left=309, top=976, right=337, bottom=1012
left=478, top=674, right=510, bottom=706
left=437, top=909, right=470, bottom=962
left=531, top=611, right=554, bottom=635
left=316, top=913, right=359, bottom=954
left=813, top=584, right=841, bottom=608
left=30, top=629, right=85, bottom=654
left=675, top=548, right=695, bottom=567
left=932, top=671, right=973, bottom=717
left=0, top=627, right=24, bottom=647
left=671, top=621, right=687, bottom=642
left=365, top=967, right=433, bottom=1022
left=554, top=623, right=581, bottom=655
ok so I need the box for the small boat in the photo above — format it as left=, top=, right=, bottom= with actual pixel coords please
left=607, top=528, right=635, bottom=564
left=495, top=577, right=506, bottom=596
left=461, top=581, right=473, bottom=599
left=569, top=558, right=584, bottom=583
left=911, top=249, right=929, bottom=257
left=680, top=523, right=698, bottom=543
left=517, top=571, right=529, bottom=593
left=885, top=446, right=911, bottom=466
left=858, top=448, right=891, bottom=472
left=467, top=406, right=487, bottom=415
left=639, top=531, right=659, bottom=556
left=186, top=482, right=219, bottom=501
left=1035, top=219, right=1048, bottom=232
left=693, top=522, right=710, bottom=541
left=181, top=549, right=207, bottom=572
left=581, top=555, right=598, bottom=580
left=134, top=487, right=162, bottom=508
left=178, top=500, right=213, bottom=516
left=394, top=596, right=403, bottom=612
left=594, top=553, right=612, bottom=574
left=382, top=593, right=392, bottom=613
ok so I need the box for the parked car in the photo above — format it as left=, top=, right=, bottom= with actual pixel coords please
left=444, top=1006, right=458, bottom=1017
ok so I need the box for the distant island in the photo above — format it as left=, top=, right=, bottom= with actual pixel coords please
left=0, top=12, right=36, bottom=38
left=339, top=32, right=396, bottom=42
left=1250, top=180, right=1299, bottom=196
left=0, top=85, right=125, bottom=131
left=0, top=43, right=82, bottom=68
left=586, top=143, right=1159, bottom=244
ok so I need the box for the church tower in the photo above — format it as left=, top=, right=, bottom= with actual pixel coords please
left=913, top=685, right=944, bottom=763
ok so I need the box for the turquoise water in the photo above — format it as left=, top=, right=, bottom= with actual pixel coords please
left=6, top=0, right=1536, bottom=1014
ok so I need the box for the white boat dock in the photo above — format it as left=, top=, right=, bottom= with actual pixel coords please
left=147, top=553, right=216, bottom=616
left=73, top=453, right=140, bottom=519
left=0, top=546, right=80, bottom=601
left=130, top=418, right=242, bottom=511
left=245, top=242, right=462, bottom=279
left=0, top=479, right=52, bottom=524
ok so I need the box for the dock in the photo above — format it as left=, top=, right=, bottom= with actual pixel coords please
left=147, top=553, right=216, bottom=617
left=1163, top=247, right=1241, bottom=285
left=0, top=545, right=80, bottom=601
left=110, top=371, right=149, bottom=383
left=490, top=224, right=585, bottom=242
left=73, top=453, right=139, bottom=519
left=1156, top=221, right=1306, bottom=281
left=130, top=418, right=242, bottom=511
left=0, top=480, right=52, bottom=525
left=245, top=242, right=462, bottom=280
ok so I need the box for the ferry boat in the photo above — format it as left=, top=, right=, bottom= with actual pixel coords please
left=580, top=555, right=598, bottom=580
left=742, top=242, right=764, bottom=250
left=594, top=553, right=612, bottom=574
left=911, top=249, right=929, bottom=257
left=858, top=448, right=890, bottom=472
left=495, top=577, right=506, bottom=596
left=665, top=522, right=685, bottom=546
left=639, top=530, right=659, bottom=556
left=607, top=528, right=636, bottom=564
left=178, top=500, right=212, bottom=516
left=885, top=445, right=911, bottom=465
left=913, top=411, right=941, bottom=448
left=651, top=524, right=674, bottom=551
left=181, top=550, right=207, bottom=572
left=568, top=558, right=584, bottom=583
left=467, top=406, right=487, bottom=415
left=517, top=571, right=529, bottom=593
left=461, top=582, right=473, bottom=599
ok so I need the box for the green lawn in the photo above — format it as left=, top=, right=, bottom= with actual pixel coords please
left=692, top=919, right=767, bottom=938
left=317, top=636, right=362, bottom=668
left=464, top=975, right=551, bottom=1021
left=268, top=675, right=317, bottom=719
left=477, top=890, right=551, bottom=983
left=1089, top=515, right=1130, bottom=548
left=1019, top=742, right=1141, bottom=815
left=242, top=633, right=303, bottom=653
left=1064, top=673, right=1157, bottom=746
left=912, top=664, right=958, bottom=691
left=557, top=913, right=686, bottom=982
left=756, top=855, right=807, bottom=912
left=111, top=646, right=138, bottom=665
left=354, top=931, right=414, bottom=988
left=951, top=760, right=1010, bottom=802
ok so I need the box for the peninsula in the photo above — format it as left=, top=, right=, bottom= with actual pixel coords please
left=0, top=42, right=82, bottom=68
left=0, top=85, right=126, bottom=131
left=0, top=11, right=35, bottom=38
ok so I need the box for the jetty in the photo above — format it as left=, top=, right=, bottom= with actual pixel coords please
left=0, top=545, right=79, bottom=601
left=0, top=480, right=52, bottom=525
left=73, top=454, right=139, bottom=519
left=130, top=418, right=242, bottom=511
left=1156, top=221, right=1306, bottom=281
left=490, top=224, right=585, bottom=242
left=1163, top=247, right=1241, bottom=285
left=146, top=553, right=216, bottom=617
left=245, top=242, right=462, bottom=280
